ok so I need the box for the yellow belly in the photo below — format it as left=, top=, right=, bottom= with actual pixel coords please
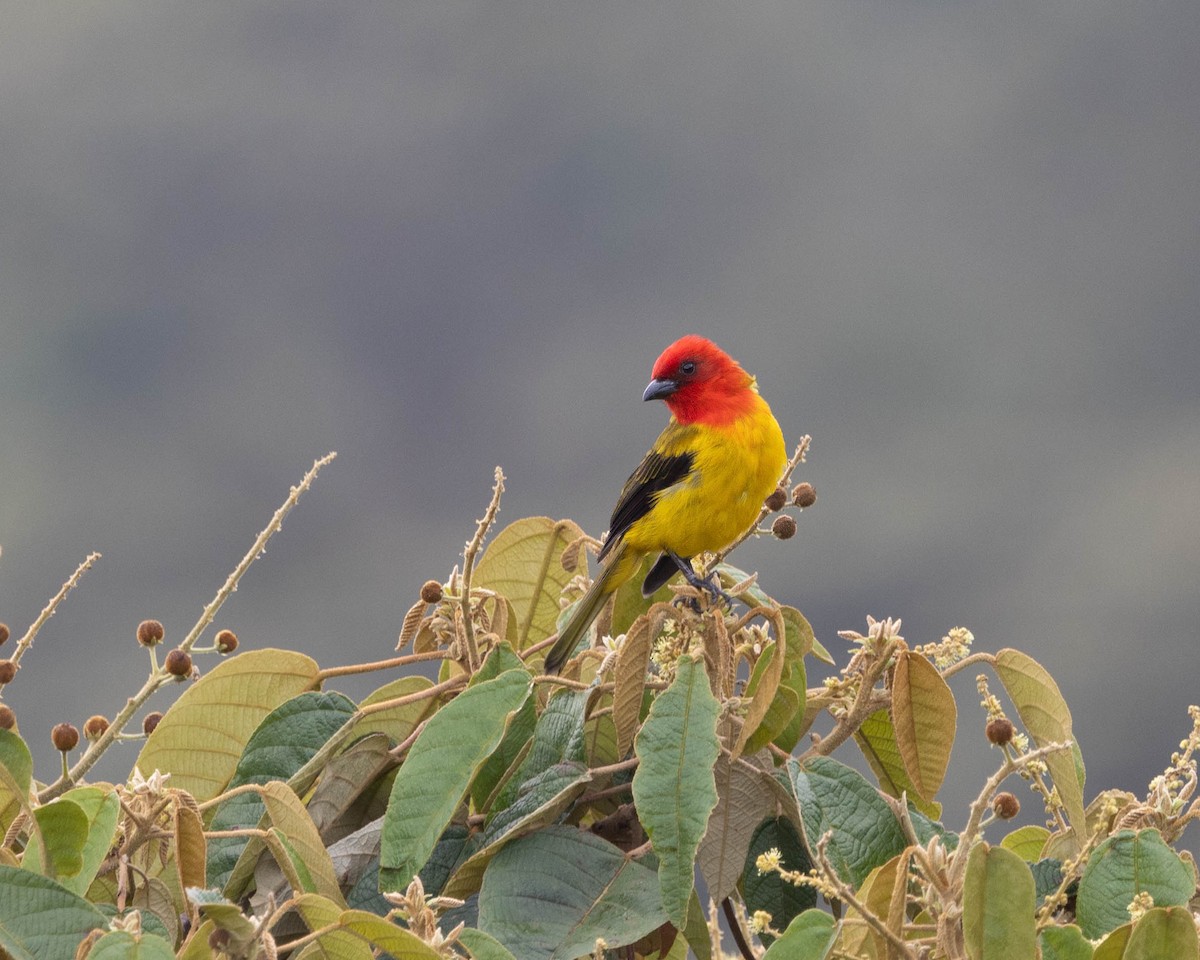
left=623, top=403, right=786, bottom=558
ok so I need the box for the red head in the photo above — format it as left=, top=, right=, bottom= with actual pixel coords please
left=643, top=335, right=759, bottom=425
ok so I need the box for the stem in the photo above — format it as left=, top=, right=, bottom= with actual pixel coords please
left=797, top=640, right=898, bottom=763
left=947, top=740, right=1073, bottom=891
left=939, top=651, right=995, bottom=679
left=590, top=756, right=639, bottom=778
left=459, top=466, right=505, bottom=672
left=316, top=649, right=449, bottom=681
left=5, top=552, right=101, bottom=679
left=721, top=897, right=756, bottom=960
left=37, top=454, right=337, bottom=803
left=814, top=832, right=918, bottom=959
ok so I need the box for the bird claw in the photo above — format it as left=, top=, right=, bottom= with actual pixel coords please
left=673, top=572, right=734, bottom=612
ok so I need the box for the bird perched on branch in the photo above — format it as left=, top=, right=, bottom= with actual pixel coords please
left=544, top=335, right=786, bottom=674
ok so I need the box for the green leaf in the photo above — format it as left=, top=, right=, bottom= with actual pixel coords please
left=208, top=690, right=356, bottom=892
left=1031, top=858, right=1065, bottom=907
left=354, top=675, right=440, bottom=744
left=1076, top=829, right=1195, bottom=939
left=993, top=649, right=1085, bottom=834
left=963, top=843, right=1037, bottom=960
left=135, top=648, right=320, bottom=801
left=306, top=732, right=395, bottom=837
left=1092, top=924, right=1132, bottom=960
left=338, top=909, right=445, bottom=958
left=788, top=756, right=907, bottom=887
left=770, top=658, right=808, bottom=754
left=473, top=517, right=586, bottom=650
left=854, top=708, right=942, bottom=820
left=492, top=688, right=588, bottom=813
left=761, top=908, right=837, bottom=959
left=738, top=642, right=791, bottom=757
left=1000, top=825, right=1050, bottom=861
left=742, top=817, right=817, bottom=947
left=0, top=729, right=32, bottom=837
left=291, top=893, right=375, bottom=960
left=633, top=655, right=721, bottom=928
left=1039, top=924, right=1096, bottom=960
left=0, top=865, right=107, bottom=960
left=260, top=780, right=346, bottom=903
left=189, top=888, right=259, bottom=952
left=59, top=788, right=120, bottom=896
left=379, top=669, right=532, bottom=890
left=458, top=928, right=520, bottom=960
left=469, top=644, right=538, bottom=810
left=478, top=826, right=666, bottom=960
left=29, top=798, right=88, bottom=879
left=1126, top=906, right=1200, bottom=960
left=444, top=761, right=592, bottom=899
left=85, top=930, right=176, bottom=960
left=891, top=650, right=956, bottom=801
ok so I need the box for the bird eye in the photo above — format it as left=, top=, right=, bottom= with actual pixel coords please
left=680, top=360, right=697, bottom=376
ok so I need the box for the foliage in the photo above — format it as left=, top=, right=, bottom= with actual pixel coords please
left=0, top=449, right=1198, bottom=960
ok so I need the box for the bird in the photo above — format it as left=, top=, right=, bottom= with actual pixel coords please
left=543, top=335, right=787, bottom=674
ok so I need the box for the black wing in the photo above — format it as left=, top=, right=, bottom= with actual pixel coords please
left=598, top=447, right=694, bottom=561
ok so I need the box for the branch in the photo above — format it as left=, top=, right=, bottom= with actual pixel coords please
left=4, top=552, right=101, bottom=683
left=458, top=467, right=504, bottom=672
left=37, top=454, right=336, bottom=802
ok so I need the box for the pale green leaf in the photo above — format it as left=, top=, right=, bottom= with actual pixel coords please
left=473, top=517, right=586, bottom=650
left=762, top=909, right=837, bottom=959
left=135, top=648, right=320, bottom=801
left=25, top=786, right=118, bottom=895
left=993, top=649, right=1085, bottom=834
left=963, top=843, right=1037, bottom=960
left=338, top=909, right=445, bottom=958
left=85, top=930, right=176, bottom=960
left=1126, top=906, right=1200, bottom=960
left=0, top=729, right=32, bottom=837
left=1039, top=924, right=1096, bottom=960
left=854, top=708, right=942, bottom=820
left=30, top=798, right=88, bottom=879
left=1000, top=825, right=1050, bottom=861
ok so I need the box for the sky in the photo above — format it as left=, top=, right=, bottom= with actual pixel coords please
left=2, top=2, right=1199, bottom=844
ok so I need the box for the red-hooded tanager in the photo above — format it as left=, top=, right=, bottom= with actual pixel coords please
left=544, top=335, right=786, bottom=673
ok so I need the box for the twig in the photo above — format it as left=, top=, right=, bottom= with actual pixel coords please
left=316, top=649, right=448, bottom=680
left=721, top=897, right=757, bottom=960
left=458, top=467, right=505, bottom=673
left=5, top=552, right=101, bottom=678
left=947, top=740, right=1073, bottom=891
left=939, top=651, right=995, bottom=679
left=37, top=454, right=336, bottom=802
left=814, top=832, right=918, bottom=959
left=796, top=639, right=898, bottom=763
left=179, top=452, right=337, bottom=655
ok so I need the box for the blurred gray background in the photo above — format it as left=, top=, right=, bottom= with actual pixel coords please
left=2, top=2, right=1198, bottom=845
